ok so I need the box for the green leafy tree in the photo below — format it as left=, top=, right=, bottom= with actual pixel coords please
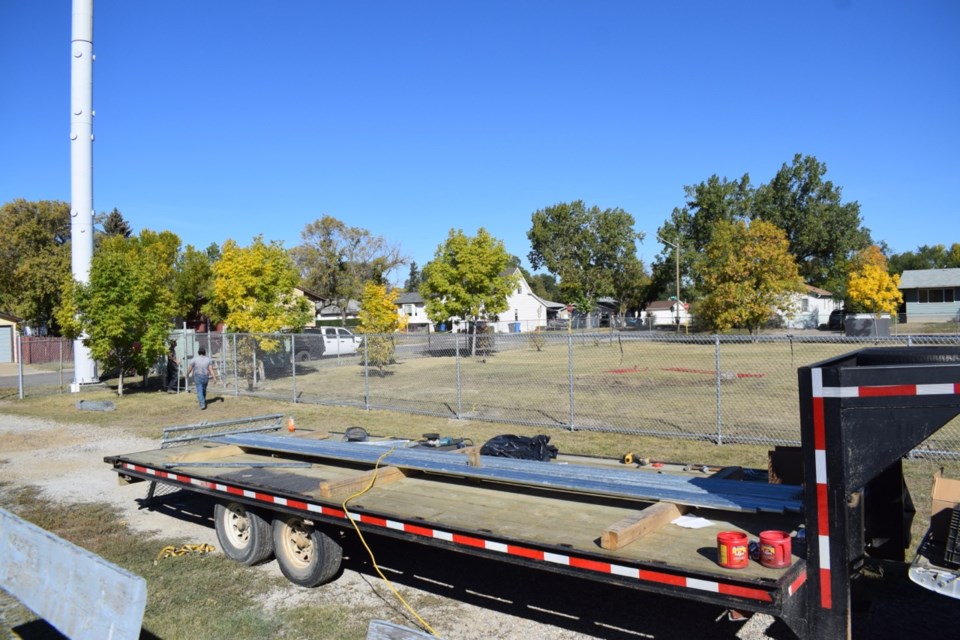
left=291, top=215, right=406, bottom=325
left=650, top=175, right=752, bottom=303
left=752, top=154, right=871, bottom=293
left=421, top=228, right=517, bottom=354
left=358, top=282, right=407, bottom=375
left=0, top=199, right=72, bottom=332
left=173, top=244, right=218, bottom=328
left=56, top=233, right=178, bottom=395
left=696, top=220, right=805, bottom=336
left=847, top=245, right=903, bottom=317
left=888, top=243, right=960, bottom=273
left=527, top=200, right=644, bottom=305
left=612, top=256, right=650, bottom=320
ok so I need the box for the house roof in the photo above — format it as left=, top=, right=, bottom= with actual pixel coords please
left=294, top=286, right=326, bottom=302
left=0, top=312, right=23, bottom=323
left=318, top=299, right=361, bottom=315
left=899, top=268, right=960, bottom=288
left=805, top=284, right=834, bottom=298
left=396, top=292, right=424, bottom=304
left=645, top=300, right=677, bottom=311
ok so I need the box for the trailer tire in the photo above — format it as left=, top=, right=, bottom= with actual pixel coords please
left=272, top=516, right=343, bottom=587
left=857, top=347, right=960, bottom=366
left=214, top=502, right=274, bottom=566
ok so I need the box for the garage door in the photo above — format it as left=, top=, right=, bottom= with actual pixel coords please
left=0, top=326, right=12, bottom=363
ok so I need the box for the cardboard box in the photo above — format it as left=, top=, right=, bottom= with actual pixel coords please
left=930, top=472, right=960, bottom=542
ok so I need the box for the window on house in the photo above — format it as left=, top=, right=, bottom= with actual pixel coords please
left=801, top=299, right=809, bottom=312
left=402, top=304, right=414, bottom=315
left=918, top=288, right=954, bottom=303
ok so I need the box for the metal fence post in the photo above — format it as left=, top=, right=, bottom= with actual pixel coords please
left=715, top=335, right=723, bottom=445
left=291, top=334, right=298, bottom=404
left=456, top=334, right=462, bottom=419
left=568, top=334, right=575, bottom=431
left=17, top=333, right=24, bottom=400
left=59, top=337, right=64, bottom=393
left=232, top=333, right=239, bottom=396
left=364, top=336, right=370, bottom=410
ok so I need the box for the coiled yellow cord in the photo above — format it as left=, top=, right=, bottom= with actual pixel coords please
left=342, top=447, right=439, bottom=637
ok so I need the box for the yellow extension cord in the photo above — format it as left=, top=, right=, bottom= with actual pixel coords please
left=341, top=447, right=439, bottom=637
left=154, top=543, right=216, bottom=565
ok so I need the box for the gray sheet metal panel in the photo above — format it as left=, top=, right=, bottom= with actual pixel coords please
left=210, top=433, right=802, bottom=513
left=0, top=507, right=147, bottom=640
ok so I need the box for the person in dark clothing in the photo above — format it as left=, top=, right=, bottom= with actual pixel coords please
left=164, top=340, right=179, bottom=392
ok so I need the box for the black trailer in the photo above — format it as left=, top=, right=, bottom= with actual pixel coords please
left=104, top=347, right=960, bottom=639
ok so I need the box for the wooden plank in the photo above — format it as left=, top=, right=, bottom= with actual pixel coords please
left=319, top=466, right=406, bottom=499
left=600, top=502, right=689, bottom=550
left=169, top=444, right=245, bottom=463
left=0, top=507, right=146, bottom=640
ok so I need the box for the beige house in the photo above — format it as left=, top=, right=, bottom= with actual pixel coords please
left=0, top=312, right=22, bottom=364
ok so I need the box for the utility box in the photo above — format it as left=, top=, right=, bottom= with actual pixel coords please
left=844, top=314, right=891, bottom=337
left=930, top=471, right=960, bottom=542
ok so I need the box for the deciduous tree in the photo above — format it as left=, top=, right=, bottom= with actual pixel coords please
left=421, top=228, right=517, bottom=354
left=696, top=220, right=805, bottom=335
left=0, top=199, right=72, bottom=332
left=752, top=154, right=871, bottom=293
left=358, top=282, right=407, bottom=374
left=291, top=216, right=406, bottom=325
left=56, top=233, right=178, bottom=395
left=527, top=200, right=643, bottom=304
left=847, top=245, right=903, bottom=317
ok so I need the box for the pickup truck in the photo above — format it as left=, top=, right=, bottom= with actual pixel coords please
left=294, top=327, right=360, bottom=361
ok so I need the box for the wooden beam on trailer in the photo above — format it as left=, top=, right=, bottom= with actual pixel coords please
left=600, top=502, right=689, bottom=550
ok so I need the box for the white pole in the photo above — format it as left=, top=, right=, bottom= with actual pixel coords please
left=70, top=0, right=98, bottom=387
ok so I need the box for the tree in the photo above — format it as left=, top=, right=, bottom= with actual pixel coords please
left=0, top=199, right=72, bottom=332
left=888, top=243, right=960, bottom=274
left=101, top=208, right=133, bottom=238
left=650, top=175, right=752, bottom=303
left=291, top=216, right=406, bottom=325
left=696, top=220, right=805, bottom=335
left=205, top=236, right=311, bottom=334
left=205, top=236, right=312, bottom=389
left=847, top=245, right=903, bottom=317
left=173, top=243, right=218, bottom=328
left=403, top=261, right=421, bottom=292
left=55, top=233, right=178, bottom=396
left=358, top=282, right=407, bottom=375
left=527, top=200, right=644, bottom=305
left=752, top=154, right=871, bottom=293
left=421, top=228, right=517, bottom=354
left=611, top=256, right=650, bottom=320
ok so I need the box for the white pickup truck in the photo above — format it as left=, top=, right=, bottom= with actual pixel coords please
left=294, top=327, right=360, bottom=361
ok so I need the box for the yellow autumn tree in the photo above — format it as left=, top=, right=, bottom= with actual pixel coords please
left=697, top=220, right=805, bottom=335
left=358, top=282, right=407, bottom=375
left=846, top=245, right=902, bottom=317
left=203, top=236, right=312, bottom=387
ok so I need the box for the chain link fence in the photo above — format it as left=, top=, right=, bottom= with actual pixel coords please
left=7, top=330, right=959, bottom=459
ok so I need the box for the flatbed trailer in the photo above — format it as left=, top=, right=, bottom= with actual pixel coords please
left=104, top=346, right=960, bottom=639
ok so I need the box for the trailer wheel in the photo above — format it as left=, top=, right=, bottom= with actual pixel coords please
left=295, top=351, right=311, bottom=363
left=272, top=516, right=343, bottom=587
left=214, top=502, right=273, bottom=566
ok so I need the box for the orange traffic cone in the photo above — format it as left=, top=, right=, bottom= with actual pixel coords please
left=287, top=416, right=295, bottom=432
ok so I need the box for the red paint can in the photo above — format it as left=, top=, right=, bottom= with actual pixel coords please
left=717, top=531, right=749, bottom=569
left=759, top=530, right=792, bottom=568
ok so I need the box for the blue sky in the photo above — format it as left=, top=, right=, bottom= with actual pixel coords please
left=2, top=1, right=958, bottom=284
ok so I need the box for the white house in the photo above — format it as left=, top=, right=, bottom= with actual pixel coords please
left=488, top=268, right=564, bottom=333
left=899, top=268, right=960, bottom=322
left=779, top=285, right=842, bottom=330
left=644, top=300, right=691, bottom=329
left=396, top=292, right=433, bottom=332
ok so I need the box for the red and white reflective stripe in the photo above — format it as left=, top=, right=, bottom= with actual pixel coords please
left=819, top=382, right=960, bottom=398
left=810, top=369, right=833, bottom=609
left=787, top=570, right=807, bottom=597
left=120, top=462, right=779, bottom=603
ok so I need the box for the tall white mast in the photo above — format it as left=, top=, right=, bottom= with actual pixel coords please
left=70, top=0, right=98, bottom=387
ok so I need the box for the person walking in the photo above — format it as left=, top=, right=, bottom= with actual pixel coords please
left=186, top=347, right=217, bottom=410
left=164, top=340, right=179, bottom=392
